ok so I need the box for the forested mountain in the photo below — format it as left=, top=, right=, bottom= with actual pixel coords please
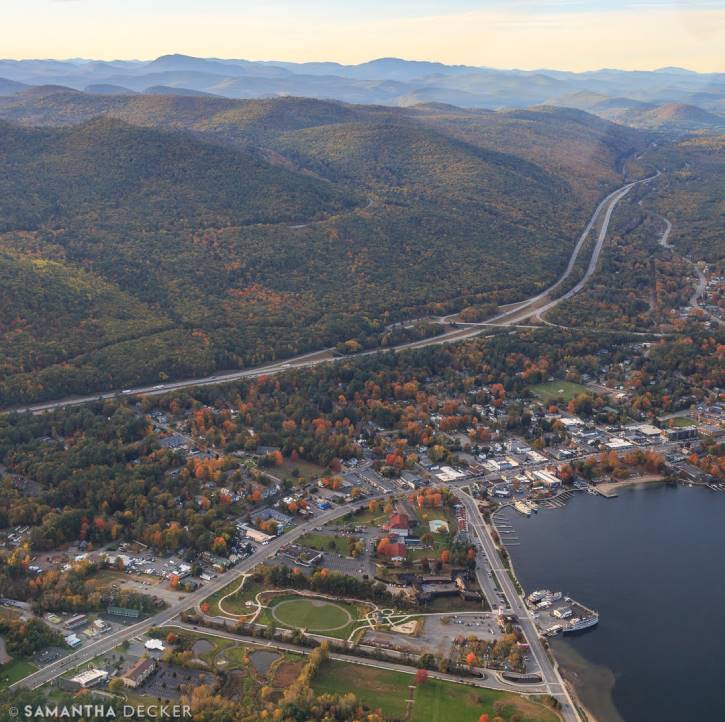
left=0, top=55, right=723, bottom=113
left=0, top=93, right=648, bottom=405
left=550, top=92, right=725, bottom=132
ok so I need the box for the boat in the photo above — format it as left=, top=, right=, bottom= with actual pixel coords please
left=564, top=614, right=599, bottom=634
left=514, top=500, right=531, bottom=517
left=527, top=589, right=549, bottom=604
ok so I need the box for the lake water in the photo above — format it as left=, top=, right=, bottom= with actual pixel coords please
left=500, top=484, right=725, bottom=722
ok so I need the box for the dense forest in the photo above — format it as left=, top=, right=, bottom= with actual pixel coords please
left=0, top=93, right=648, bottom=405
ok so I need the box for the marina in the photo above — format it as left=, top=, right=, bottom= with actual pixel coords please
left=526, top=589, right=599, bottom=637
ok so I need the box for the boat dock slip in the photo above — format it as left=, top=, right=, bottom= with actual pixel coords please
left=591, top=484, right=618, bottom=499
left=528, top=589, right=599, bottom=637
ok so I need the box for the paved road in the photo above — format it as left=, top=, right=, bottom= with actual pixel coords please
left=5, top=173, right=661, bottom=417
left=165, top=620, right=557, bottom=697
left=9, top=497, right=381, bottom=690
left=527, top=171, right=660, bottom=324
left=458, top=490, right=581, bottom=722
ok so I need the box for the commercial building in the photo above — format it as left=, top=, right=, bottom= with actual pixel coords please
left=70, top=669, right=108, bottom=688
left=121, top=657, right=156, bottom=688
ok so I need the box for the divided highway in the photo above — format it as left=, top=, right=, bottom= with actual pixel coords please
left=5, top=171, right=661, bottom=416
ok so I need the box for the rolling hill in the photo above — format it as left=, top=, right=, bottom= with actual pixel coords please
left=0, top=94, right=649, bottom=406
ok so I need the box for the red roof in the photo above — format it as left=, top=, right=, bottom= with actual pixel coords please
left=384, top=542, right=407, bottom=558
left=384, top=512, right=410, bottom=529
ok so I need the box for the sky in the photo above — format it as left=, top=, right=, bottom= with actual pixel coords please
left=4, top=0, right=724, bottom=72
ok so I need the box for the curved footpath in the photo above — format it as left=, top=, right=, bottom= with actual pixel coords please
left=5, top=172, right=661, bottom=416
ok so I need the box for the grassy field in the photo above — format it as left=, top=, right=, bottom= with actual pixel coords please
left=668, top=416, right=695, bottom=427
left=0, top=659, right=37, bottom=689
left=312, top=660, right=560, bottom=722
left=274, top=459, right=327, bottom=485
left=528, top=380, right=589, bottom=404
left=273, top=598, right=350, bottom=630
left=297, top=532, right=357, bottom=555
left=259, top=594, right=365, bottom=639
left=333, top=508, right=387, bottom=527
left=203, top=574, right=262, bottom=617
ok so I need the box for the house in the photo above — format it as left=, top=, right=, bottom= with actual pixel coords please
left=382, top=542, right=407, bottom=564
left=121, top=657, right=156, bottom=688
left=383, top=513, right=411, bottom=538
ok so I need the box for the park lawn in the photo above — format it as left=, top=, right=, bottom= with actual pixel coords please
left=528, top=380, right=589, bottom=404
left=204, top=574, right=263, bottom=617
left=333, top=508, right=387, bottom=527
left=275, top=459, right=327, bottom=485
left=668, top=416, right=695, bottom=427
left=219, top=644, right=250, bottom=670
left=298, top=532, right=357, bottom=555
left=312, top=660, right=559, bottom=722
left=0, top=659, right=37, bottom=689
left=258, top=594, right=366, bottom=639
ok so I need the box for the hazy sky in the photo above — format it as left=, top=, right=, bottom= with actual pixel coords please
left=5, top=0, right=724, bottom=71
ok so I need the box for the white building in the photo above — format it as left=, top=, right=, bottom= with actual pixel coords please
left=70, top=669, right=108, bottom=688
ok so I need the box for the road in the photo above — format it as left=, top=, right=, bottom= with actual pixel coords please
left=458, top=490, right=582, bottom=722
left=165, top=620, right=558, bottom=697
left=656, top=212, right=723, bottom=327
left=9, top=496, right=383, bottom=691
left=6, top=172, right=661, bottom=417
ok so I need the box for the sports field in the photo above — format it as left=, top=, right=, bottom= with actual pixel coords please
left=528, top=379, right=588, bottom=403
left=270, top=596, right=354, bottom=632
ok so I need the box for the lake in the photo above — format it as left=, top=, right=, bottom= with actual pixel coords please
left=500, top=483, right=725, bottom=722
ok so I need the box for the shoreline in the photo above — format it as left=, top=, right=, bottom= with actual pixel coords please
left=596, top=474, right=666, bottom=495
left=551, top=638, right=625, bottom=722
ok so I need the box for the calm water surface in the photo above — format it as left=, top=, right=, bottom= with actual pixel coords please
left=501, top=484, right=725, bottom=722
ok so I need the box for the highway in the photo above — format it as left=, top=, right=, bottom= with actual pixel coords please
left=458, top=489, right=582, bottom=722
left=9, top=496, right=384, bottom=691
left=5, top=172, right=662, bottom=417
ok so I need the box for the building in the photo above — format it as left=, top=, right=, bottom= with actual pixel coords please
left=144, top=638, right=165, bottom=652
left=121, top=657, right=156, bottom=689
left=64, top=633, right=82, bottom=648
left=435, top=466, right=466, bottom=482
left=64, top=614, right=87, bottom=629
left=664, top=426, right=698, bottom=442
left=242, top=526, right=274, bottom=544
left=382, top=542, right=407, bottom=564
left=383, top=513, right=411, bottom=538
left=527, top=469, right=561, bottom=488
left=108, top=606, right=141, bottom=619
left=70, top=669, right=108, bottom=688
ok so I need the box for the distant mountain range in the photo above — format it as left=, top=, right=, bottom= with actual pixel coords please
left=0, top=54, right=723, bottom=131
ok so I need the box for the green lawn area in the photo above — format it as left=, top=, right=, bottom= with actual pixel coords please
left=528, top=380, right=589, bottom=404
left=312, top=660, right=559, bottom=722
left=0, top=659, right=36, bottom=689
left=333, top=508, right=387, bottom=527
left=298, top=532, right=357, bottom=555
left=258, top=594, right=366, bottom=639
left=203, top=574, right=262, bottom=617
left=275, top=459, right=327, bottom=485
left=668, top=416, right=695, bottom=427
left=219, top=644, right=249, bottom=669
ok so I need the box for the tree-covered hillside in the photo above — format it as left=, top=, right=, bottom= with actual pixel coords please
left=0, top=95, right=649, bottom=405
